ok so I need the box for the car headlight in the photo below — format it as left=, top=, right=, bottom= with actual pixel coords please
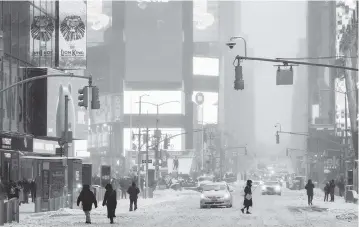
left=261, top=186, right=266, bottom=190
left=275, top=186, right=281, bottom=191
left=200, top=194, right=206, bottom=199
left=224, top=193, right=230, bottom=199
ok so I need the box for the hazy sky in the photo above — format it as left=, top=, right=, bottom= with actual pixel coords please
left=237, top=1, right=308, bottom=155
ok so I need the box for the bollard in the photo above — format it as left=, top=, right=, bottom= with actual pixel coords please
left=6, top=200, right=11, bottom=224
left=0, top=200, right=4, bottom=226
left=35, top=197, right=41, bottom=213
left=14, top=200, right=19, bottom=223
left=147, top=188, right=153, bottom=198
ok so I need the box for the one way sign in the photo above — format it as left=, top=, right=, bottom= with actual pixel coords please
left=142, top=159, right=152, bottom=164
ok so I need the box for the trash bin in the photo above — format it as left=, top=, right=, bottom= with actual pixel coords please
left=147, top=188, right=153, bottom=198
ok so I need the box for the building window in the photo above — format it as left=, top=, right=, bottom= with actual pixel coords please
left=124, top=91, right=182, bottom=114
left=193, top=57, right=219, bottom=76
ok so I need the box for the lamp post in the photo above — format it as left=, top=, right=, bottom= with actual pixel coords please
left=138, top=100, right=180, bottom=180
left=137, top=94, right=149, bottom=189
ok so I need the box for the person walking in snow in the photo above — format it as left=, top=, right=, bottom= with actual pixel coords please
left=127, top=182, right=140, bottom=211
left=329, top=179, right=336, bottom=202
left=103, top=184, right=117, bottom=224
left=77, top=185, right=97, bottom=224
left=324, top=182, right=330, bottom=202
left=305, top=179, right=315, bottom=205
left=241, top=180, right=253, bottom=214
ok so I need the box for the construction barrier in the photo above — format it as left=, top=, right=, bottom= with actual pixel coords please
left=0, top=198, right=20, bottom=226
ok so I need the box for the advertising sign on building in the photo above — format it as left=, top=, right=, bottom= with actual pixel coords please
left=46, top=68, right=88, bottom=139
left=100, top=165, right=111, bottom=187
left=29, top=6, right=55, bottom=67
left=0, top=135, right=33, bottom=152
left=59, top=1, right=87, bottom=69
left=33, top=139, right=59, bottom=155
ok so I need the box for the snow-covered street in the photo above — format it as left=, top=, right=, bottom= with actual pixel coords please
left=7, top=185, right=358, bottom=227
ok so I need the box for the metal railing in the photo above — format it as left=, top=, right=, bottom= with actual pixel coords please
left=0, top=198, right=20, bottom=226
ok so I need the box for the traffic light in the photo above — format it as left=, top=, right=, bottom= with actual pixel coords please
left=78, top=86, right=89, bottom=108
left=276, top=133, right=280, bottom=144
left=163, top=135, right=170, bottom=150
left=234, top=64, right=244, bottom=90
left=91, top=86, right=100, bottom=109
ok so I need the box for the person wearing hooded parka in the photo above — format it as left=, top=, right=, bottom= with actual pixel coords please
left=77, top=184, right=97, bottom=224
left=103, top=184, right=117, bottom=224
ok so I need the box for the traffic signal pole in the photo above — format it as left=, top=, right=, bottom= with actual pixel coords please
left=145, top=127, right=149, bottom=199
left=64, top=95, right=70, bottom=208
left=0, top=74, right=91, bottom=95
left=234, top=55, right=358, bottom=71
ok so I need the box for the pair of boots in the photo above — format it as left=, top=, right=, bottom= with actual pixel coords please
left=241, top=208, right=251, bottom=214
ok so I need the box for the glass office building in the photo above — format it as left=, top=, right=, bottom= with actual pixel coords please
left=0, top=1, right=56, bottom=131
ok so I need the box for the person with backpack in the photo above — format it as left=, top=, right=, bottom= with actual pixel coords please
left=103, top=184, right=117, bottom=224
left=241, top=180, right=253, bottom=214
left=77, top=185, right=97, bottom=224
left=305, top=179, right=315, bottom=205
left=127, top=182, right=140, bottom=211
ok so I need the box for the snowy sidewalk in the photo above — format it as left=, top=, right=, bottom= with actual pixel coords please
left=10, top=189, right=196, bottom=227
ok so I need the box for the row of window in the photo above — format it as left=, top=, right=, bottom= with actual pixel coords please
left=0, top=1, right=55, bottom=66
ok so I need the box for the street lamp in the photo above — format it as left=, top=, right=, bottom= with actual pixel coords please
left=226, top=36, right=248, bottom=90
left=135, top=100, right=180, bottom=180
left=137, top=94, right=149, bottom=189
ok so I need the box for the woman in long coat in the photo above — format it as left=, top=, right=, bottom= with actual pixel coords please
left=103, top=184, right=117, bottom=224
left=241, top=180, right=253, bottom=214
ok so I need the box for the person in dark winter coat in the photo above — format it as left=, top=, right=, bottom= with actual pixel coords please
left=305, top=179, right=315, bottom=205
left=77, top=185, right=97, bottom=224
left=241, top=180, right=253, bottom=214
left=324, top=182, right=330, bottom=202
left=103, top=184, right=117, bottom=224
left=329, top=180, right=335, bottom=202
left=8, top=181, right=19, bottom=200
left=30, top=180, right=36, bottom=202
left=127, top=182, right=140, bottom=211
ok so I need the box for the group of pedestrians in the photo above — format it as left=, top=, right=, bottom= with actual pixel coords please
left=324, top=180, right=336, bottom=202
left=0, top=179, right=36, bottom=203
left=240, top=178, right=340, bottom=215
left=305, top=179, right=337, bottom=205
left=77, top=182, right=140, bottom=224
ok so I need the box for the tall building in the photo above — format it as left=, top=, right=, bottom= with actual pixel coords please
left=86, top=1, right=226, bottom=174
left=306, top=1, right=341, bottom=181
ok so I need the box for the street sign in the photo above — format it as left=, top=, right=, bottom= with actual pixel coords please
left=142, top=159, right=152, bottom=164
left=195, top=93, right=204, bottom=105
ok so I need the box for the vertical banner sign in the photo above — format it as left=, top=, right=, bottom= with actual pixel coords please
left=100, top=165, right=111, bottom=187
left=59, top=1, right=87, bottom=69
left=30, top=5, right=55, bottom=67
left=82, top=164, right=92, bottom=186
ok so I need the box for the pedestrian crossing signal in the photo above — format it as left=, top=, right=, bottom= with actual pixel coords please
left=276, top=133, right=280, bottom=144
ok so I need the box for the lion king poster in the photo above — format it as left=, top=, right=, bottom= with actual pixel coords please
left=59, top=1, right=87, bottom=69
left=29, top=5, right=56, bottom=67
